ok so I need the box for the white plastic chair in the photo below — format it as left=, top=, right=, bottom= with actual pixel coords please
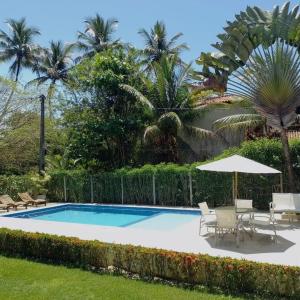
left=292, top=194, right=300, bottom=212
left=271, top=193, right=294, bottom=212
left=198, top=202, right=215, bottom=235
left=271, top=193, right=297, bottom=222
left=235, top=199, right=254, bottom=222
left=215, top=208, right=242, bottom=247
left=235, top=199, right=253, bottom=209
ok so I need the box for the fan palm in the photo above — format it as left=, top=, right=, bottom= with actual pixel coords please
left=223, top=40, right=300, bottom=191
left=77, top=14, right=119, bottom=58
left=28, top=40, right=75, bottom=117
left=120, top=55, right=215, bottom=161
left=138, top=21, right=188, bottom=71
left=197, top=2, right=300, bottom=96
left=0, top=18, right=40, bottom=82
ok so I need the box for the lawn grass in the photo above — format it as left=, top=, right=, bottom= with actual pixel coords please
left=0, top=255, right=247, bottom=300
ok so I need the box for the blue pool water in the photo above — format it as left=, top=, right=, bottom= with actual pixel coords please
left=5, top=204, right=200, bottom=229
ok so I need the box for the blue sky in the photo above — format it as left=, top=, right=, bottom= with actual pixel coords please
left=0, top=0, right=299, bottom=83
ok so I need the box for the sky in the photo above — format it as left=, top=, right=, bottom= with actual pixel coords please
left=0, top=0, right=299, bottom=83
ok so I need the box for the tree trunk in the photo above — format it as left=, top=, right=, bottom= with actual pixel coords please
left=15, top=59, right=21, bottom=82
left=280, top=128, right=295, bottom=192
left=47, top=81, right=56, bottom=119
left=39, top=94, right=46, bottom=175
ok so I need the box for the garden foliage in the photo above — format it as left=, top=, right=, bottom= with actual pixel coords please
left=0, top=228, right=298, bottom=298
left=0, top=138, right=299, bottom=209
left=46, top=138, right=300, bottom=209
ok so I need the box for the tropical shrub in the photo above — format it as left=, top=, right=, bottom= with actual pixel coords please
left=46, top=138, right=300, bottom=209
left=0, top=174, right=47, bottom=200
left=0, top=228, right=298, bottom=298
left=0, top=138, right=298, bottom=209
left=0, top=112, right=64, bottom=175
left=65, top=49, right=151, bottom=170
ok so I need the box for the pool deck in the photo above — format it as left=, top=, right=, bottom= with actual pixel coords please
left=0, top=203, right=300, bottom=267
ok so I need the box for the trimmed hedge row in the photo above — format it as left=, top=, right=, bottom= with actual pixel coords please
left=0, top=228, right=299, bottom=298
left=47, top=138, right=299, bottom=209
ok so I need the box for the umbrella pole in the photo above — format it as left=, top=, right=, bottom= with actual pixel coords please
left=235, top=171, right=238, bottom=200
left=232, top=173, right=235, bottom=202
left=232, top=172, right=238, bottom=204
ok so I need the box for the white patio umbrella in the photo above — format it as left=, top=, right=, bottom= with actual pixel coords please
left=196, top=154, right=282, bottom=201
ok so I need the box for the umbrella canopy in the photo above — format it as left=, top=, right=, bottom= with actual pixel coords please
left=196, top=155, right=281, bottom=201
left=196, top=155, right=281, bottom=174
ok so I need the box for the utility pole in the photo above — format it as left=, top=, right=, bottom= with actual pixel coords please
left=39, top=94, right=46, bottom=175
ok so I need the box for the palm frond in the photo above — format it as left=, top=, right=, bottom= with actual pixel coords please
left=181, top=125, right=216, bottom=139
left=213, top=114, right=264, bottom=131
left=25, top=76, right=49, bottom=87
left=119, top=84, right=154, bottom=109
left=144, top=125, right=161, bottom=144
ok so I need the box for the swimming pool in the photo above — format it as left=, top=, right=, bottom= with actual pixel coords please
left=5, top=204, right=200, bottom=229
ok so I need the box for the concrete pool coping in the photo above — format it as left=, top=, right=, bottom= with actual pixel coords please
left=0, top=203, right=300, bottom=267
left=2, top=203, right=201, bottom=215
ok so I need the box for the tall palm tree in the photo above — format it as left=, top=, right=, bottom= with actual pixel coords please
left=120, top=55, right=215, bottom=161
left=220, top=40, right=300, bottom=191
left=28, top=40, right=75, bottom=117
left=0, top=18, right=40, bottom=82
left=138, top=21, right=188, bottom=70
left=77, top=14, right=119, bottom=58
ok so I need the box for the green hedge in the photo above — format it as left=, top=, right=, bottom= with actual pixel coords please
left=47, top=138, right=299, bottom=209
left=0, top=228, right=298, bottom=298
left=0, top=138, right=298, bottom=209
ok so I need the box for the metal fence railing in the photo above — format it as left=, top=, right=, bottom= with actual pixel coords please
left=47, top=171, right=281, bottom=210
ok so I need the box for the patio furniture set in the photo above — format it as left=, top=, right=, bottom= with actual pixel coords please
left=199, top=194, right=300, bottom=247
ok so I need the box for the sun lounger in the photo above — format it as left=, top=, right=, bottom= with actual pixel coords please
left=0, top=194, right=27, bottom=210
left=0, top=203, right=10, bottom=212
left=18, top=192, right=47, bottom=207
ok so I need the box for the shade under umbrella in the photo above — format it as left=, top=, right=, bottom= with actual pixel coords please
left=196, top=154, right=281, bottom=201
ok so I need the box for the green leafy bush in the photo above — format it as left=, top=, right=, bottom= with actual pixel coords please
left=47, top=138, right=292, bottom=209
left=0, top=228, right=298, bottom=298
left=0, top=138, right=298, bottom=209
left=0, top=174, right=47, bottom=200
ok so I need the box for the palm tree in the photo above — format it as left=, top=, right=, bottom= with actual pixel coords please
left=220, top=40, right=300, bottom=191
left=120, top=55, right=215, bottom=161
left=0, top=18, right=40, bottom=82
left=138, top=21, right=188, bottom=70
left=77, top=14, right=119, bottom=58
left=28, top=40, right=75, bottom=117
